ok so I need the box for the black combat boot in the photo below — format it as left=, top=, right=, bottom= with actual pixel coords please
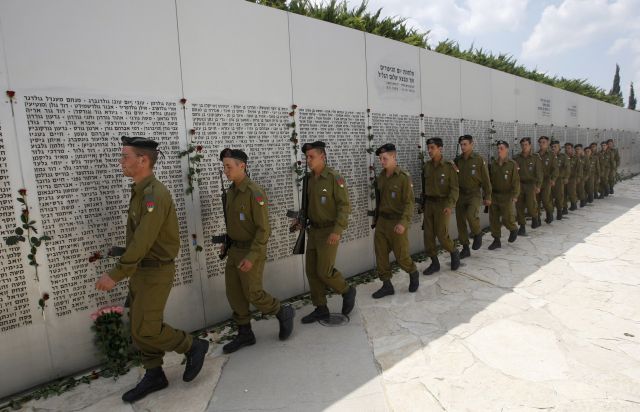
left=342, top=286, right=357, bottom=316
left=423, top=256, right=440, bottom=275
left=556, top=209, right=562, bottom=220
left=610, top=187, right=614, bottom=195
left=508, top=229, right=518, bottom=243
left=408, top=271, right=419, bottom=293
left=531, top=217, right=541, bottom=228
left=562, top=206, right=568, bottom=215
left=223, top=324, right=256, bottom=353
left=488, top=238, right=501, bottom=250
left=372, top=280, right=394, bottom=299
left=183, top=338, right=209, bottom=382
left=580, top=199, right=586, bottom=208
left=545, top=212, right=553, bottom=224
left=450, top=250, right=461, bottom=271
left=588, top=193, right=593, bottom=203
left=122, top=367, right=169, bottom=403
left=518, top=224, right=526, bottom=236
left=301, top=305, right=330, bottom=324
left=472, top=233, right=483, bottom=250
left=569, top=202, right=577, bottom=211
left=460, top=245, right=471, bottom=259
left=276, top=304, right=294, bottom=340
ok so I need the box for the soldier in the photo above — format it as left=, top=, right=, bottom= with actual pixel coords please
left=584, top=145, right=598, bottom=203
left=454, top=134, right=491, bottom=258
left=562, top=143, right=574, bottom=214
left=219, top=149, right=294, bottom=354
left=95, top=136, right=209, bottom=403
left=607, top=139, right=620, bottom=194
left=487, top=140, right=520, bottom=250
left=422, top=138, right=460, bottom=275
left=370, top=143, right=419, bottom=299
left=575, top=144, right=587, bottom=207
left=298, top=141, right=357, bottom=323
left=537, top=136, right=559, bottom=224
left=598, top=142, right=610, bottom=198
left=565, top=143, right=580, bottom=211
left=551, top=140, right=569, bottom=220
left=589, top=142, right=601, bottom=199
left=514, top=137, right=543, bottom=235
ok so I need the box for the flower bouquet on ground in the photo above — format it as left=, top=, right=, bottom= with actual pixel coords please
left=90, top=306, right=131, bottom=377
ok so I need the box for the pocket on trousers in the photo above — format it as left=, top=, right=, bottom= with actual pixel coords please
left=140, top=310, right=163, bottom=337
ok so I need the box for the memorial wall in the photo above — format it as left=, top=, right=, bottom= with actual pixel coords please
left=1, top=0, right=639, bottom=397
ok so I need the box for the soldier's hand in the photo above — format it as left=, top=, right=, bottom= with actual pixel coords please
left=443, top=207, right=452, bottom=216
left=535, top=187, right=541, bottom=194
left=96, top=273, right=116, bottom=292
left=550, top=180, right=555, bottom=187
left=238, top=259, right=253, bottom=272
left=219, top=244, right=226, bottom=256
left=512, top=197, right=518, bottom=203
left=394, top=224, right=406, bottom=235
left=327, top=232, right=341, bottom=245
left=564, top=179, right=568, bottom=185
left=483, top=199, right=492, bottom=207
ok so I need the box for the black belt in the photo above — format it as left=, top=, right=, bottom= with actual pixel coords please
left=230, top=239, right=253, bottom=249
left=310, top=221, right=334, bottom=229
left=140, top=259, right=174, bottom=268
left=460, top=187, right=480, bottom=195
left=380, top=212, right=402, bottom=220
left=492, top=190, right=510, bottom=195
left=424, top=196, right=447, bottom=202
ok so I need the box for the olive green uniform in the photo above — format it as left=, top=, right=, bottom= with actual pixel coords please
left=554, top=152, right=569, bottom=212
left=489, top=158, right=520, bottom=239
left=374, top=166, right=417, bottom=281
left=422, top=158, right=459, bottom=257
left=576, top=154, right=586, bottom=202
left=537, top=150, right=558, bottom=217
left=564, top=154, right=578, bottom=206
left=454, top=152, right=491, bottom=246
left=581, top=153, right=592, bottom=201
left=609, top=147, right=619, bottom=190
left=599, top=150, right=610, bottom=195
left=586, top=153, right=599, bottom=200
left=109, top=175, right=192, bottom=370
left=514, top=152, right=543, bottom=226
left=225, top=176, right=280, bottom=326
left=306, top=166, right=351, bottom=307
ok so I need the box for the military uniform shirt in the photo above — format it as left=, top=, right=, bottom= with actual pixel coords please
left=423, top=158, right=459, bottom=209
left=226, top=177, right=270, bottom=263
left=455, top=151, right=492, bottom=201
left=307, top=166, right=351, bottom=235
left=490, top=158, right=520, bottom=199
left=538, top=150, right=559, bottom=182
left=556, top=153, right=570, bottom=180
left=377, top=166, right=414, bottom=228
left=513, top=153, right=543, bottom=186
left=109, top=174, right=180, bottom=282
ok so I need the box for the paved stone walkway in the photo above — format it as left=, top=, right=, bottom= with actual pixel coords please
left=13, top=177, right=640, bottom=411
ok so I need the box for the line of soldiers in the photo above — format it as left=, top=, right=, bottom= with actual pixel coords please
left=96, top=135, right=619, bottom=403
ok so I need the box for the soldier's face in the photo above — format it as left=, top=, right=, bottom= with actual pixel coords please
left=576, top=148, right=584, bottom=156
left=590, top=144, right=597, bottom=152
left=459, top=140, right=472, bottom=154
left=538, top=139, right=549, bottom=150
left=565, top=146, right=574, bottom=156
left=305, top=149, right=325, bottom=171
left=119, top=146, right=143, bottom=177
left=497, top=144, right=508, bottom=159
left=378, top=152, right=396, bottom=169
left=585, top=149, right=591, bottom=157
left=608, top=141, right=614, bottom=149
left=427, top=144, right=441, bottom=159
left=520, top=141, right=531, bottom=153
left=223, top=158, right=245, bottom=181
left=551, top=144, right=560, bottom=154
left=601, top=144, right=607, bottom=151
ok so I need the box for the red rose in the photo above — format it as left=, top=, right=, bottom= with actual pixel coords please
left=180, top=98, right=187, bottom=104
left=21, top=209, right=29, bottom=217
left=289, top=111, right=294, bottom=117
left=6, top=90, right=15, bottom=98
left=43, top=293, right=50, bottom=301
left=291, top=104, right=297, bottom=110
left=192, top=234, right=197, bottom=239
left=190, top=129, right=196, bottom=135
left=196, top=145, right=203, bottom=152
left=297, top=160, right=302, bottom=165
left=420, top=113, right=424, bottom=118
left=18, top=188, right=27, bottom=196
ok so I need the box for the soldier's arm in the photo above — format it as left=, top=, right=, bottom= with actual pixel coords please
left=480, top=159, right=492, bottom=202
left=550, top=156, right=559, bottom=182
left=512, top=162, right=521, bottom=199
left=246, top=190, right=270, bottom=263
left=400, top=173, right=414, bottom=228
left=108, top=193, right=169, bottom=282
left=332, top=175, right=351, bottom=235
left=446, top=164, right=459, bottom=209
left=535, top=157, right=544, bottom=187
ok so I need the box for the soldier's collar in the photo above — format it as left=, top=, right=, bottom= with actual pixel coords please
left=233, top=176, right=251, bottom=192
left=132, top=174, right=155, bottom=194
left=318, top=166, right=331, bottom=179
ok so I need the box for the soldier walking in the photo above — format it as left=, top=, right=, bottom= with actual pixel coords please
left=574, top=144, right=587, bottom=207
left=370, top=143, right=420, bottom=299
left=551, top=140, right=569, bottom=220
left=598, top=142, right=610, bottom=198
left=487, top=140, right=519, bottom=250
left=607, top=139, right=619, bottom=194
left=537, top=136, right=559, bottom=224
left=584, top=145, right=598, bottom=203
left=514, top=137, right=543, bottom=235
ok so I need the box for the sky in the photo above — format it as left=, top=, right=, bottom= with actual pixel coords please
left=345, top=0, right=640, bottom=105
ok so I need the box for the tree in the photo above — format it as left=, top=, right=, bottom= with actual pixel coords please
left=629, top=82, right=637, bottom=110
left=608, top=64, right=624, bottom=106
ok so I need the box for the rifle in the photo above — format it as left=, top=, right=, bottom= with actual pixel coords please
left=367, top=166, right=381, bottom=229
left=211, top=169, right=232, bottom=259
left=416, top=151, right=425, bottom=215
left=287, top=166, right=309, bottom=255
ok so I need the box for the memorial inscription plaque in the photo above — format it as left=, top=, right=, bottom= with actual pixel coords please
left=424, top=117, right=460, bottom=159
left=23, top=95, right=193, bottom=317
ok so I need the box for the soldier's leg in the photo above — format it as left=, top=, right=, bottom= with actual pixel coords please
left=225, top=252, right=251, bottom=325
left=526, top=185, right=539, bottom=224
left=466, top=196, right=482, bottom=237
left=553, top=181, right=563, bottom=214
left=435, top=201, right=455, bottom=253
left=455, top=198, right=470, bottom=246
left=374, top=220, right=393, bottom=281
left=516, top=188, right=527, bottom=226
left=130, top=269, right=192, bottom=369
left=489, top=202, right=502, bottom=239
left=390, top=225, right=417, bottom=274
left=235, top=253, right=280, bottom=317
left=314, top=228, right=349, bottom=295
left=305, top=231, right=327, bottom=307
left=423, top=203, right=437, bottom=257
left=609, top=170, right=615, bottom=192
left=503, top=200, right=518, bottom=231
left=543, top=183, right=554, bottom=215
